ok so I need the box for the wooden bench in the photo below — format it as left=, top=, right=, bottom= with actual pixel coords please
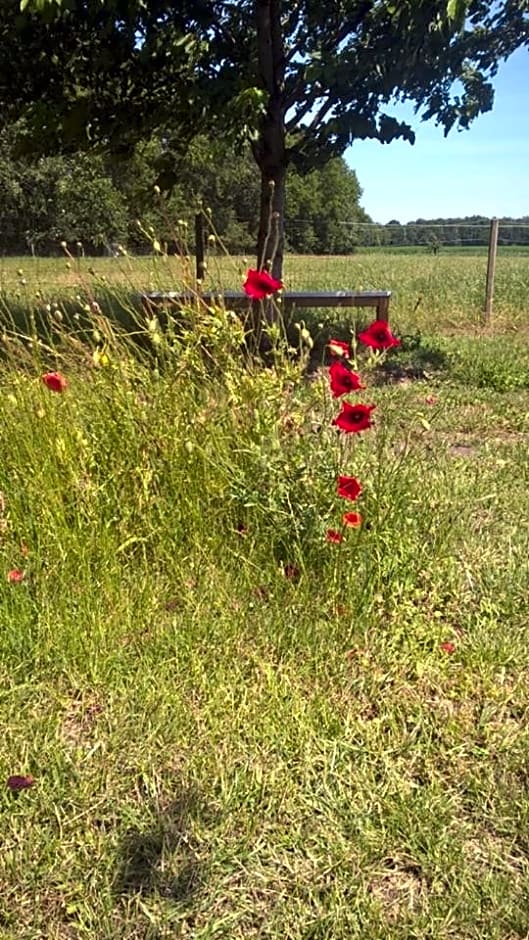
left=143, top=289, right=392, bottom=322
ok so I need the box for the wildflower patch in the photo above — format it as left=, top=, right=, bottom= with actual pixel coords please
left=326, top=319, right=401, bottom=541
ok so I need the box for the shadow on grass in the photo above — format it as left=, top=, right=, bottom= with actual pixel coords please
left=371, top=332, right=452, bottom=384
left=303, top=327, right=452, bottom=382
left=114, top=787, right=212, bottom=903
left=0, top=289, right=141, bottom=337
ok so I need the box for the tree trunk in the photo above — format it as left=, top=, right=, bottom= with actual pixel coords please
left=254, top=0, right=287, bottom=282
left=256, top=140, right=286, bottom=282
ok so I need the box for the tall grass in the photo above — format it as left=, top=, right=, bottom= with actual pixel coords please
left=1, top=269, right=529, bottom=937
left=2, top=249, right=529, bottom=334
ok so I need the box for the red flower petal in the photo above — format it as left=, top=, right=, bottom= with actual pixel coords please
left=7, top=569, right=24, bottom=583
left=425, top=395, right=438, bottom=405
left=358, top=320, right=400, bottom=350
left=342, top=511, right=362, bottom=528
left=6, top=774, right=35, bottom=792
left=440, top=641, right=456, bottom=654
left=337, top=475, right=362, bottom=502
left=42, top=371, right=68, bottom=393
left=327, top=338, right=350, bottom=358
left=329, top=361, right=365, bottom=398
left=333, top=402, right=375, bottom=433
left=325, top=529, right=343, bottom=543
left=243, top=269, right=283, bottom=300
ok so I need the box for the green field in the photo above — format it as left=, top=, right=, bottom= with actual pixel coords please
left=1, top=252, right=529, bottom=938
left=1, top=249, right=528, bottom=333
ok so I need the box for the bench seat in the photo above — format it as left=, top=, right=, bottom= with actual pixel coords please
left=143, top=289, right=392, bottom=322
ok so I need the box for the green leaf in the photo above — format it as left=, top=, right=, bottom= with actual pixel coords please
left=20, top=0, right=68, bottom=10
left=447, top=0, right=468, bottom=25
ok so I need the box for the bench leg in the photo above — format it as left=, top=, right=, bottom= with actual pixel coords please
left=376, top=296, right=390, bottom=322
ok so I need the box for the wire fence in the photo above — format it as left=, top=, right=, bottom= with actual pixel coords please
left=283, top=220, right=529, bottom=254
left=195, top=216, right=529, bottom=325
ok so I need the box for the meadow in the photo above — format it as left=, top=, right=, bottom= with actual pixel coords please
left=1, top=250, right=529, bottom=939
left=1, top=247, right=528, bottom=332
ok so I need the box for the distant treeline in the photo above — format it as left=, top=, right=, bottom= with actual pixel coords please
left=354, top=217, right=529, bottom=249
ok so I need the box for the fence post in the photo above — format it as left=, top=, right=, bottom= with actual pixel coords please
left=195, top=212, right=206, bottom=284
left=484, top=218, right=499, bottom=324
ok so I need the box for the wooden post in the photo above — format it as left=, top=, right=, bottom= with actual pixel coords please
left=484, top=218, right=499, bottom=324
left=195, top=212, right=206, bottom=284
left=377, top=295, right=390, bottom=323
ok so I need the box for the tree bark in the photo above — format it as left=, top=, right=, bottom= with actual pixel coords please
left=256, top=143, right=286, bottom=282
left=254, top=0, right=287, bottom=282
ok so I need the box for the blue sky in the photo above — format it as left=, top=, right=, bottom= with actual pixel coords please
left=346, top=46, right=529, bottom=223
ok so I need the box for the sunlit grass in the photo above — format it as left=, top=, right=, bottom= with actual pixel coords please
left=0, top=262, right=529, bottom=937
left=1, top=249, right=529, bottom=335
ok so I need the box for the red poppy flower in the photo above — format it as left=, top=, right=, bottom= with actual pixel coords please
left=42, top=371, right=68, bottom=393
left=440, top=641, right=456, bottom=654
left=7, top=569, right=24, bottom=583
left=327, top=338, right=350, bottom=358
left=329, top=361, right=365, bottom=398
left=337, top=475, right=362, bottom=502
left=358, top=320, right=400, bottom=350
left=342, top=511, right=362, bottom=528
left=6, top=774, right=35, bottom=792
left=333, top=402, right=375, bottom=433
left=326, top=529, right=343, bottom=543
left=243, top=269, right=283, bottom=300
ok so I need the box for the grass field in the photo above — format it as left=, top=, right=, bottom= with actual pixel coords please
left=1, top=248, right=529, bottom=333
left=1, top=252, right=529, bottom=938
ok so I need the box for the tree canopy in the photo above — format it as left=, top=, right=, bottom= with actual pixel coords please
left=1, top=0, right=528, bottom=275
